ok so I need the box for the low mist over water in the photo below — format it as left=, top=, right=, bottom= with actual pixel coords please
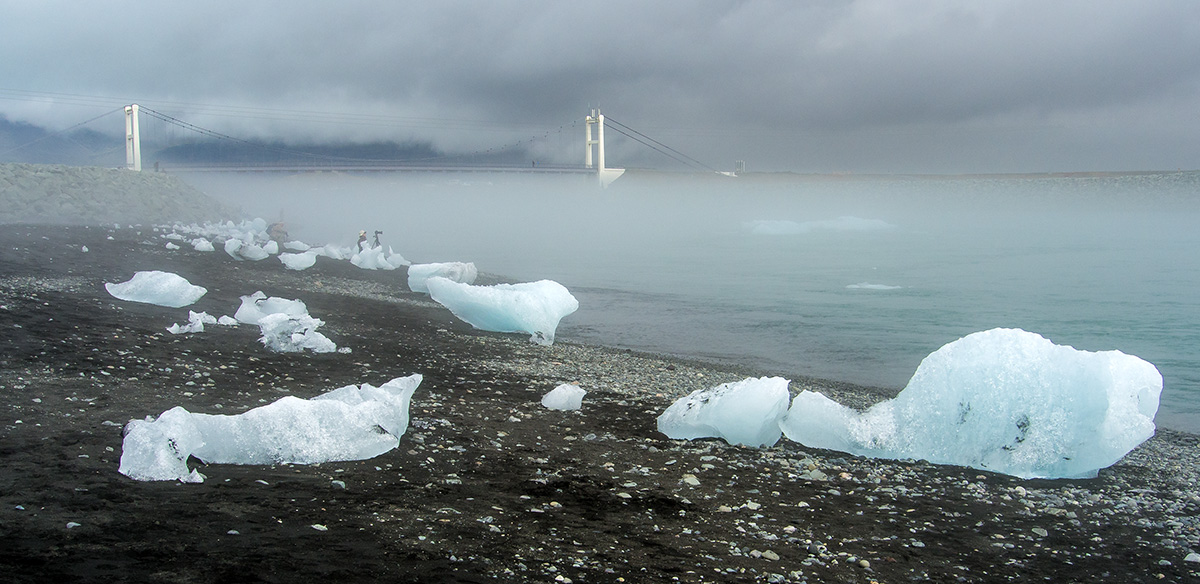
left=184, top=170, right=1200, bottom=432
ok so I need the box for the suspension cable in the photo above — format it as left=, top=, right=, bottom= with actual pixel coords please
left=604, top=116, right=722, bottom=173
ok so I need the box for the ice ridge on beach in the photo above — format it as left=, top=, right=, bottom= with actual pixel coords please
left=426, top=277, right=578, bottom=345
left=105, top=271, right=207, bottom=308
left=658, top=377, right=791, bottom=448
left=779, top=328, right=1162, bottom=479
left=119, top=375, right=422, bottom=482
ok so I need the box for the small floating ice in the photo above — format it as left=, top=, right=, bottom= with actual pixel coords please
left=846, top=282, right=903, bottom=290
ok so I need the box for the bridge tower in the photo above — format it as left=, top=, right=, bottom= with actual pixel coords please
left=585, top=109, right=624, bottom=188
left=124, top=104, right=141, bottom=171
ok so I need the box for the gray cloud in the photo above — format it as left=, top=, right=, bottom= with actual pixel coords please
left=2, top=0, right=1199, bottom=172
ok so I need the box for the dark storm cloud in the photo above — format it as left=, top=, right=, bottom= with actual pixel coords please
left=2, top=1, right=1199, bottom=172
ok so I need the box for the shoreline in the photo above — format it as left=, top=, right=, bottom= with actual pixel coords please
left=1, top=223, right=1198, bottom=582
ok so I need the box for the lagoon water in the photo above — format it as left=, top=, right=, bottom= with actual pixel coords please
left=188, top=169, right=1200, bottom=433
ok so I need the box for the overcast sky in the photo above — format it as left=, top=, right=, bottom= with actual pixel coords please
left=2, top=1, right=1199, bottom=173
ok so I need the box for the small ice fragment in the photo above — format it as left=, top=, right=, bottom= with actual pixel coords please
left=541, top=384, right=586, bottom=411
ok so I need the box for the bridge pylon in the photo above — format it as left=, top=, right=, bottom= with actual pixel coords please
left=585, top=109, right=624, bottom=188
left=124, top=104, right=141, bottom=171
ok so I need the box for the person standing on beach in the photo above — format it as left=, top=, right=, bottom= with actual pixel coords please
left=357, top=230, right=368, bottom=251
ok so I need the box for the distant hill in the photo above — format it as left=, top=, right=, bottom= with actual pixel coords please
left=2, top=115, right=532, bottom=169
left=155, top=139, right=529, bottom=167
left=0, top=116, right=124, bottom=167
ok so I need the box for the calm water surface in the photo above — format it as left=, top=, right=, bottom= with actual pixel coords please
left=190, top=170, right=1200, bottom=433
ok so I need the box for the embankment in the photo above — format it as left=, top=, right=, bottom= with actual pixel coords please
left=0, top=163, right=237, bottom=225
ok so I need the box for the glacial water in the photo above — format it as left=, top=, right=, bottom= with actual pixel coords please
left=189, top=169, right=1200, bottom=433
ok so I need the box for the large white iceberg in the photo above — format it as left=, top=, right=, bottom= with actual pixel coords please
left=426, top=278, right=578, bottom=345
left=407, top=262, right=478, bottom=293
left=105, top=271, right=207, bottom=308
left=779, top=328, right=1162, bottom=479
left=657, top=377, right=791, bottom=448
left=119, top=375, right=422, bottom=482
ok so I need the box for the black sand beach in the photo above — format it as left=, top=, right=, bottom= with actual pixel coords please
left=1, top=224, right=1198, bottom=583
left=0, top=165, right=1197, bottom=583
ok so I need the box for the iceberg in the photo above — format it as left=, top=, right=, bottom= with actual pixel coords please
left=542, top=383, right=586, bottom=411
left=105, top=271, right=207, bottom=308
left=257, top=312, right=337, bottom=353
left=657, top=377, right=791, bottom=448
left=233, top=291, right=309, bottom=325
left=350, top=246, right=409, bottom=270
left=319, top=243, right=352, bottom=260
left=426, top=278, right=578, bottom=345
left=407, top=262, right=478, bottom=293
left=191, top=238, right=215, bottom=252
left=279, top=251, right=318, bottom=271
left=779, top=328, right=1162, bottom=479
left=167, top=311, right=217, bottom=335
left=846, top=282, right=903, bottom=290
left=224, top=238, right=269, bottom=261
left=118, top=375, right=422, bottom=482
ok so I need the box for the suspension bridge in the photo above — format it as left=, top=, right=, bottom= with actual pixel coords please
left=1, top=93, right=732, bottom=188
